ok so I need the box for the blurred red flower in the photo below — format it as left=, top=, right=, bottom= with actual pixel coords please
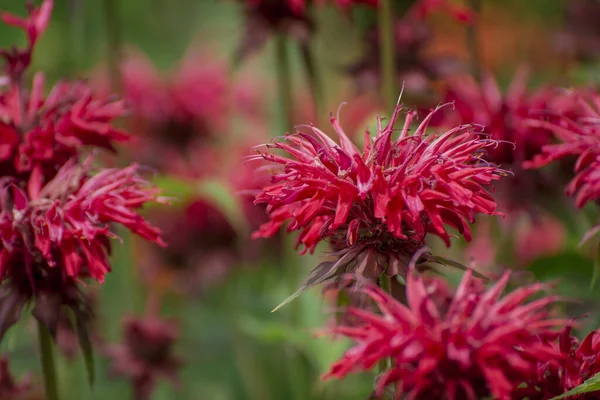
left=106, top=316, right=181, bottom=400
left=516, top=325, right=600, bottom=399
left=322, top=269, right=564, bottom=399
left=441, top=69, right=578, bottom=166
left=252, top=103, right=504, bottom=278
left=524, top=90, right=600, bottom=243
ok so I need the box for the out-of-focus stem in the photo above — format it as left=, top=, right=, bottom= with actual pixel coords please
left=378, top=0, right=396, bottom=110
left=275, top=34, right=293, bottom=132
left=466, top=0, right=482, bottom=81
left=68, top=0, right=85, bottom=77
left=300, top=31, right=325, bottom=126
left=103, top=0, right=123, bottom=92
left=378, top=274, right=392, bottom=398
left=38, top=322, right=59, bottom=400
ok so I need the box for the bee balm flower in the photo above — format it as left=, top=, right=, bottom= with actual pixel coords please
left=322, top=269, right=564, bottom=399
left=251, top=104, right=505, bottom=285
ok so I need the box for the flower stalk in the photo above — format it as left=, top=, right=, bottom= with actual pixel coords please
left=275, top=34, right=293, bottom=131
left=38, top=322, right=60, bottom=400
left=378, top=0, right=396, bottom=109
left=466, top=0, right=481, bottom=81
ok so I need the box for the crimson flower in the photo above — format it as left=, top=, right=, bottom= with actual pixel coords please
left=515, top=325, right=600, bottom=399
left=0, top=0, right=128, bottom=187
left=106, top=316, right=181, bottom=400
left=251, top=103, right=504, bottom=282
left=523, top=90, right=600, bottom=242
left=112, top=51, right=260, bottom=179
left=0, top=0, right=167, bottom=346
left=322, top=269, right=564, bottom=399
left=0, top=160, right=166, bottom=338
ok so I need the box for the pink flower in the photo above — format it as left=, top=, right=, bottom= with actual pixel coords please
left=322, top=269, right=564, bottom=399
left=252, top=104, right=504, bottom=259
left=109, top=50, right=258, bottom=179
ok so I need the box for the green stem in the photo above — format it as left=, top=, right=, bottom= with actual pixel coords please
left=275, top=34, right=293, bottom=132
left=38, top=322, right=59, bottom=400
left=466, top=0, right=482, bottom=81
left=378, top=274, right=393, bottom=399
left=67, top=0, right=85, bottom=77
left=378, top=0, right=396, bottom=110
left=103, top=0, right=123, bottom=92
left=301, top=42, right=325, bottom=126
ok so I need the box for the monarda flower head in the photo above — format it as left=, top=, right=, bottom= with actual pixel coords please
left=0, top=159, right=166, bottom=337
left=524, top=90, right=600, bottom=244
left=0, top=0, right=166, bottom=348
left=251, top=103, right=505, bottom=295
left=516, top=325, right=600, bottom=399
left=322, top=268, right=564, bottom=400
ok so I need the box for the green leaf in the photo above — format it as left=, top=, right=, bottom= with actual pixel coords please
left=551, top=372, right=600, bottom=399
left=197, top=179, right=249, bottom=238
left=429, top=255, right=489, bottom=280
left=152, top=175, right=197, bottom=202
left=271, top=260, right=336, bottom=313
left=152, top=176, right=249, bottom=237
left=271, top=248, right=360, bottom=312
left=67, top=308, right=95, bottom=389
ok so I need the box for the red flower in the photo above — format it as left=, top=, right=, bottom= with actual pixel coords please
left=0, top=2, right=128, bottom=186
left=0, top=0, right=53, bottom=80
left=441, top=70, right=578, bottom=166
left=322, top=269, right=564, bottom=399
left=106, top=316, right=181, bottom=400
left=516, top=325, right=600, bottom=399
left=524, top=90, right=600, bottom=210
left=252, top=104, right=504, bottom=257
left=0, top=159, right=166, bottom=285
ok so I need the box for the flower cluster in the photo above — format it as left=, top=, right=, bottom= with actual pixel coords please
left=0, top=0, right=165, bottom=341
left=322, top=268, right=563, bottom=399
left=252, top=104, right=504, bottom=280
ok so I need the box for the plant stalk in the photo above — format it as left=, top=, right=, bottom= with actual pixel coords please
left=103, top=0, right=123, bottom=92
left=378, top=0, right=396, bottom=110
left=275, top=34, right=293, bottom=132
left=378, top=275, right=392, bottom=375
left=466, top=0, right=482, bottom=81
left=38, top=322, right=60, bottom=400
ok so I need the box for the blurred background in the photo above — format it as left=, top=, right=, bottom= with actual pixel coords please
left=2, top=0, right=600, bottom=399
